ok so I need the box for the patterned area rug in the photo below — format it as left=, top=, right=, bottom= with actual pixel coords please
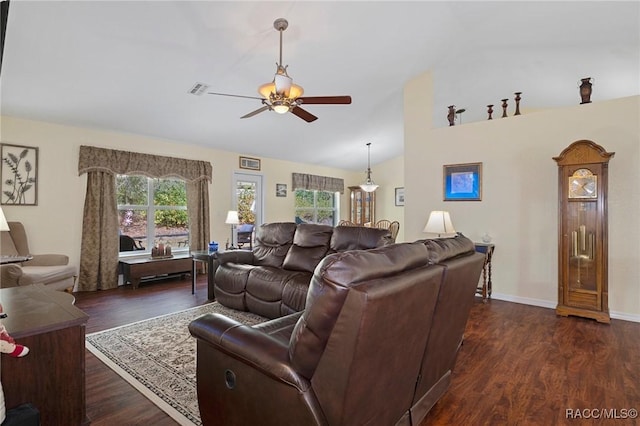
left=86, top=303, right=268, bottom=426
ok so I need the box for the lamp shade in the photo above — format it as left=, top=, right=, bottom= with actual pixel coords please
left=423, top=211, right=457, bottom=238
left=359, top=179, right=379, bottom=193
left=0, top=206, right=9, bottom=231
left=225, top=210, right=240, bottom=225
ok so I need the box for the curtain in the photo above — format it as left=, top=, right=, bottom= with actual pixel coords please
left=78, top=145, right=212, bottom=181
left=78, top=171, right=119, bottom=291
left=292, top=173, right=344, bottom=193
left=77, top=146, right=212, bottom=291
left=186, top=179, right=209, bottom=252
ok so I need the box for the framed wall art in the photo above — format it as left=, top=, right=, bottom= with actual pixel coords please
left=395, top=187, right=405, bottom=206
left=1, top=143, right=38, bottom=205
left=239, top=156, right=261, bottom=171
left=276, top=183, right=287, bottom=197
left=443, top=162, right=482, bottom=201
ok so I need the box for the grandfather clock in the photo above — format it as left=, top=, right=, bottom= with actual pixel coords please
left=553, top=140, right=614, bottom=323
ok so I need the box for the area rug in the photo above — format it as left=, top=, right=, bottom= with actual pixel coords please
left=86, top=303, right=268, bottom=426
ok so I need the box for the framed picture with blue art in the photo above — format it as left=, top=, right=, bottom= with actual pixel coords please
left=443, top=162, right=482, bottom=201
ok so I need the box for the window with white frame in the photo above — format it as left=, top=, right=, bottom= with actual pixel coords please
left=294, top=190, right=339, bottom=226
left=117, top=175, right=189, bottom=252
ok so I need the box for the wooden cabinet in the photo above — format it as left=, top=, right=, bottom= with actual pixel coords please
left=553, top=140, right=614, bottom=323
left=1, top=284, right=90, bottom=425
left=348, top=186, right=375, bottom=225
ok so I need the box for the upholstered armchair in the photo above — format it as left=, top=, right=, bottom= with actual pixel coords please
left=1, top=221, right=77, bottom=291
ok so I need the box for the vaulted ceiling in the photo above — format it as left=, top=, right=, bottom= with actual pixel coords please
left=2, top=1, right=638, bottom=171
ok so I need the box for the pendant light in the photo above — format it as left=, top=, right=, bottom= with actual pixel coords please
left=359, top=142, right=379, bottom=192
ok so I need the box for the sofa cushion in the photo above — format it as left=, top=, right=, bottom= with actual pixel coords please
left=330, top=225, right=392, bottom=253
left=282, top=223, right=333, bottom=273
left=20, top=264, right=77, bottom=286
left=214, top=263, right=255, bottom=311
left=281, top=273, right=313, bottom=315
left=420, top=234, right=475, bottom=264
left=289, top=242, right=432, bottom=379
left=253, top=312, right=303, bottom=344
left=252, top=222, right=297, bottom=267
left=246, top=267, right=308, bottom=319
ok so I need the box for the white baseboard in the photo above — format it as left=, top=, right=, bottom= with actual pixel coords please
left=478, top=293, right=640, bottom=324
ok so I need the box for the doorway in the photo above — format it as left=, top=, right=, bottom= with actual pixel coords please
left=232, top=172, right=263, bottom=247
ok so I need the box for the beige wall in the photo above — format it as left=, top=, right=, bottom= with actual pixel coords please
left=369, top=155, right=405, bottom=242
left=0, top=115, right=365, bottom=271
left=404, top=71, right=640, bottom=321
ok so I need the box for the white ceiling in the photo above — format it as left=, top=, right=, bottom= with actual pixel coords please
left=1, top=1, right=639, bottom=171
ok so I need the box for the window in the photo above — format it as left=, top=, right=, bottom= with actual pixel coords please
left=117, top=175, right=189, bottom=253
left=294, top=190, right=339, bottom=225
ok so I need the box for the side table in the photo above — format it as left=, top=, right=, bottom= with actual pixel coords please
left=474, top=243, right=495, bottom=302
left=191, top=250, right=220, bottom=299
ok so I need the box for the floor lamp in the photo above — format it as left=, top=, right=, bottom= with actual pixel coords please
left=225, top=210, right=240, bottom=249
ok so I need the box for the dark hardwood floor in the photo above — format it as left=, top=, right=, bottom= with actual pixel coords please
left=75, top=275, right=640, bottom=426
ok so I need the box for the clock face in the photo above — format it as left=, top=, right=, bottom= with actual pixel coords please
left=569, top=169, right=597, bottom=199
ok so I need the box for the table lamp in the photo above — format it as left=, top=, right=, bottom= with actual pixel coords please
left=225, top=210, right=240, bottom=249
left=423, top=210, right=457, bottom=238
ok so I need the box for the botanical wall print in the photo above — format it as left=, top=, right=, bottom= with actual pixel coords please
left=1, top=143, right=38, bottom=205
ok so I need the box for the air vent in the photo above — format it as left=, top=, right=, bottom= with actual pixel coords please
left=188, top=82, right=210, bottom=96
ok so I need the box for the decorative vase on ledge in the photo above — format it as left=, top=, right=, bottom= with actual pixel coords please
left=514, top=92, right=522, bottom=115
left=447, top=105, right=456, bottom=126
left=501, top=99, right=509, bottom=118
left=579, top=77, right=593, bottom=104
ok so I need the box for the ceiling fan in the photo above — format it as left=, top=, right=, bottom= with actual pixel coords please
left=208, top=18, right=352, bottom=123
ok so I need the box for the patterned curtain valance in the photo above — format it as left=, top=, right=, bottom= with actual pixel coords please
left=78, top=145, right=212, bottom=182
left=292, top=173, right=344, bottom=194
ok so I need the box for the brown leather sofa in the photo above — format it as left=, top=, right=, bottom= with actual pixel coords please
left=211, top=222, right=393, bottom=318
left=189, top=234, right=484, bottom=425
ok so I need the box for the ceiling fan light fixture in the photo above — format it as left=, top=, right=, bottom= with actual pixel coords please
left=274, top=73, right=292, bottom=94
left=210, top=17, right=351, bottom=123
left=288, top=83, right=304, bottom=99
left=273, top=105, right=290, bottom=114
left=272, top=100, right=291, bottom=114
left=258, top=82, right=276, bottom=99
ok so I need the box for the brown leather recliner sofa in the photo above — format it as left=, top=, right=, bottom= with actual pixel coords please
left=189, top=234, right=485, bottom=426
left=211, top=222, right=393, bottom=319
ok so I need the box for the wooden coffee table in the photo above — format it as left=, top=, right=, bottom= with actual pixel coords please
left=119, top=254, right=192, bottom=289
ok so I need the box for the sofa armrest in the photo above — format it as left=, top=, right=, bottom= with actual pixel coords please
left=0, top=264, right=23, bottom=288
left=214, top=250, right=255, bottom=265
left=189, top=313, right=309, bottom=391
left=27, top=254, right=69, bottom=267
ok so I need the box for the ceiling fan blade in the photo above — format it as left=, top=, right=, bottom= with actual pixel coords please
left=291, top=106, right=318, bottom=122
left=209, top=92, right=265, bottom=101
left=241, top=106, right=270, bottom=119
left=297, top=96, right=352, bottom=105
